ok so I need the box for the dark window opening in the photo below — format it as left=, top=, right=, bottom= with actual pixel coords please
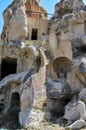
left=31, top=29, right=38, bottom=40
left=0, top=103, right=4, bottom=112
left=48, top=97, right=72, bottom=118
left=84, top=21, right=86, bottom=34
left=10, top=92, right=20, bottom=109
left=10, top=93, right=20, bottom=126
left=1, top=58, right=17, bottom=79
left=58, top=67, right=67, bottom=78
left=1, top=98, right=4, bottom=102
left=80, top=45, right=86, bottom=53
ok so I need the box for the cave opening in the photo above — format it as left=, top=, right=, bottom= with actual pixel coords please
left=53, top=57, right=72, bottom=79
left=9, top=92, right=20, bottom=126
left=0, top=103, right=4, bottom=112
left=1, top=58, right=17, bottom=79
left=80, top=45, right=86, bottom=53
left=84, top=21, right=86, bottom=34
left=58, top=67, right=67, bottom=78
left=10, top=92, right=20, bottom=110
left=49, top=97, right=72, bottom=118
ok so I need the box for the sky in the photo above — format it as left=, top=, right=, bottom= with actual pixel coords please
left=0, top=0, right=86, bottom=34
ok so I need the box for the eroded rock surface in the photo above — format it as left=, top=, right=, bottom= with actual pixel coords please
left=0, top=0, right=86, bottom=129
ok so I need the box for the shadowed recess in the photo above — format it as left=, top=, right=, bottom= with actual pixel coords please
left=1, top=58, right=17, bottom=78
left=53, top=57, right=72, bottom=76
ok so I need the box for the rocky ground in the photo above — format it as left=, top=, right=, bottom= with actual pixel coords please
left=0, top=107, right=63, bottom=130
left=0, top=105, right=86, bottom=130
left=25, top=121, right=64, bottom=130
left=0, top=111, right=86, bottom=130
left=0, top=98, right=86, bottom=130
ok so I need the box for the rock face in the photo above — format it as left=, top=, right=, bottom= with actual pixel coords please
left=0, top=0, right=86, bottom=129
left=70, top=119, right=86, bottom=130
left=8, top=6, right=27, bottom=40
left=48, top=0, right=86, bottom=129
left=1, top=0, right=48, bottom=43
left=2, top=0, right=27, bottom=42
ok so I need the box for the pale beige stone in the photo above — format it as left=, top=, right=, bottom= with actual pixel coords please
left=73, top=0, right=84, bottom=11
left=0, top=0, right=86, bottom=129
left=58, top=31, right=72, bottom=60
left=9, top=6, right=27, bottom=40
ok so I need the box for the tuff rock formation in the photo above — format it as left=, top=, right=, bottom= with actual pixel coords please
left=0, top=0, right=86, bottom=129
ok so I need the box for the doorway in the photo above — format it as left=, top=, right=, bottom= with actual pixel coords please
left=10, top=92, right=20, bottom=109
left=1, top=58, right=17, bottom=78
left=10, top=92, right=20, bottom=126
left=31, top=29, right=38, bottom=40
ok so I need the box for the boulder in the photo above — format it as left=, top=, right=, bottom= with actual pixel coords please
left=70, top=119, right=86, bottom=130
left=46, top=78, right=71, bottom=99
left=81, top=36, right=86, bottom=46
left=64, top=97, right=86, bottom=121
left=79, top=88, right=86, bottom=103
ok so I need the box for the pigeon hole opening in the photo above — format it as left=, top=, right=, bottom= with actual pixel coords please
left=1, top=58, right=17, bottom=79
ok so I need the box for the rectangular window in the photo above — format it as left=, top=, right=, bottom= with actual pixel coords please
left=31, top=29, right=38, bottom=40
